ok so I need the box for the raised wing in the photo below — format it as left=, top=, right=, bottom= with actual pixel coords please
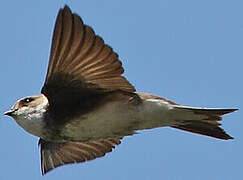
left=41, top=5, right=135, bottom=108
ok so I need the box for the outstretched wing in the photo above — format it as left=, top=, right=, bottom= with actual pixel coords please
left=39, top=138, right=121, bottom=175
left=41, top=5, right=135, bottom=110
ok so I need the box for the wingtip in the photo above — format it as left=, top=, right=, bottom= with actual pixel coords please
left=58, top=5, right=71, bottom=14
left=41, top=170, right=45, bottom=176
left=63, top=4, right=70, bottom=10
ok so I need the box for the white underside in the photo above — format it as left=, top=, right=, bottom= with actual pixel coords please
left=14, top=107, right=46, bottom=138
left=14, top=97, right=207, bottom=141
left=59, top=99, right=204, bottom=141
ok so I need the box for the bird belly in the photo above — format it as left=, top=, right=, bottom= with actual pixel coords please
left=60, top=99, right=179, bottom=141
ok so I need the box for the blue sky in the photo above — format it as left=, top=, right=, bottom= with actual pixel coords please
left=0, top=0, right=242, bottom=179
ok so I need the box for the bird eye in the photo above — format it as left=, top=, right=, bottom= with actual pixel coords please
left=23, top=98, right=34, bottom=103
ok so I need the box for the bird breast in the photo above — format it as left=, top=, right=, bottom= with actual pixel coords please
left=58, top=98, right=178, bottom=141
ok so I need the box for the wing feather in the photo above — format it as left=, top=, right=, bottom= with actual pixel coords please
left=42, top=5, right=135, bottom=98
left=39, top=138, right=122, bottom=175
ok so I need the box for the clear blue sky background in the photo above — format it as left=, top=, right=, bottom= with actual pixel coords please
left=0, top=0, right=242, bottom=179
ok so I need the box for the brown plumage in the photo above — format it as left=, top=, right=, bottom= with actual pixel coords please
left=4, top=5, right=237, bottom=176
left=171, top=108, right=237, bottom=140
left=44, top=6, right=135, bottom=93
left=37, top=6, right=238, bottom=173
left=39, top=138, right=121, bottom=174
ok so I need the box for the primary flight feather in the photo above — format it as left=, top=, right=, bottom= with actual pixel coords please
left=5, top=5, right=237, bottom=175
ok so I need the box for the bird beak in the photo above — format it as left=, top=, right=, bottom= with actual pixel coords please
left=4, top=109, right=16, bottom=116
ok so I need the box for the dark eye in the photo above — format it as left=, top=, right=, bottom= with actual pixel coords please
left=23, top=98, right=34, bottom=103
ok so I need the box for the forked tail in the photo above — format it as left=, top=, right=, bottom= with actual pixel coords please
left=171, top=107, right=238, bottom=140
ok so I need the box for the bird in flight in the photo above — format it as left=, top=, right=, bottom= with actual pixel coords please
left=5, top=5, right=237, bottom=175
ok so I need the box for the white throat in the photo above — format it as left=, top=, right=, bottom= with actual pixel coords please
left=14, top=94, right=49, bottom=138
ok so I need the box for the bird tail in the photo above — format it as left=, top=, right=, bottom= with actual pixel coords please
left=171, top=107, right=237, bottom=140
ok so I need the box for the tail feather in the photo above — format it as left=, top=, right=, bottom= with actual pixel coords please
left=171, top=107, right=238, bottom=140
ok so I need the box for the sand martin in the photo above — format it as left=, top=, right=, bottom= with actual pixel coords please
left=5, top=5, right=237, bottom=175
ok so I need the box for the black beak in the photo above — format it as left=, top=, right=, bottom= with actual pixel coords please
left=4, top=109, right=16, bottom=116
